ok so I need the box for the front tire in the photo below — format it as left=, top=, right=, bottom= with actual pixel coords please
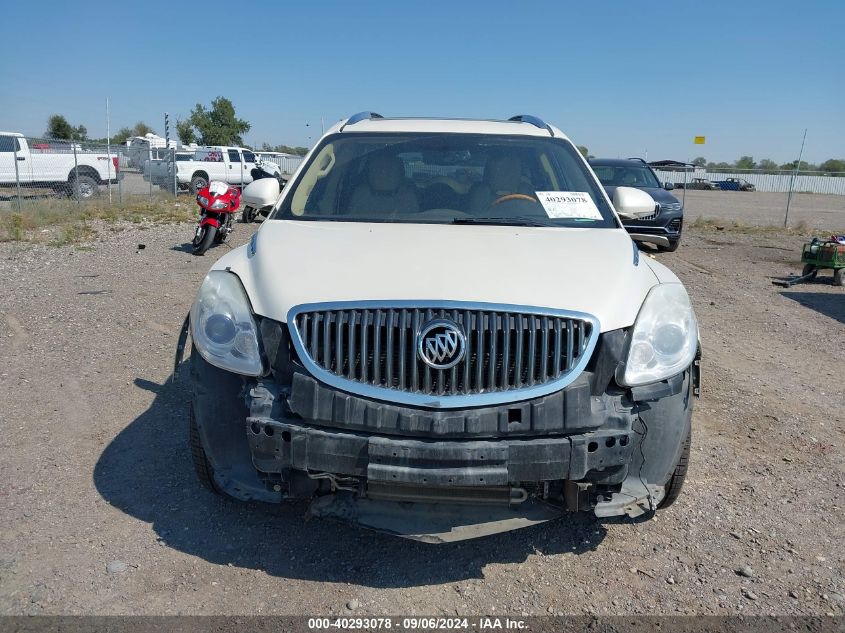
left=190, top=404, right=220, bottom=494
left=834, top=267, right=844, bottom=287
left=192, top=224, right=216, bottom=255
left=802, top=264, right=818, bottom=279
left=659, top=427, right=690, bottom=508
left=659, top=237, right=681, bottom=252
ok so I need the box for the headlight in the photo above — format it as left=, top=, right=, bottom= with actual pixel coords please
left=210, top=199, right=228, bottom=210
left=197, top=195, right=209, bottom=207
left=617, top=283, right=698, bottom=386
left=190, top=271, right=262, bottom=376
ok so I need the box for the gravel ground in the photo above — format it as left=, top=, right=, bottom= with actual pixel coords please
left=0, top=218, right=843, bottom=617
left=677, top=189, right=844, bottom=229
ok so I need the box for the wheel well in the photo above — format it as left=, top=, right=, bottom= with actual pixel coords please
left=68, top=166, right=101, bottom=184
left=191, top=171, right=209, bottom=182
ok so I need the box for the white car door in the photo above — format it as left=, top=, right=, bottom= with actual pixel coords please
left=226, top=149, right=244, bottom=185
left=0, top=135, right=30, bottom=183
left=242, top=150, right=257, bottom=184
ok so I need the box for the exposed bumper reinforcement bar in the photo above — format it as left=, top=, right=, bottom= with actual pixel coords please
left=246, top=417, right=636, bottom=485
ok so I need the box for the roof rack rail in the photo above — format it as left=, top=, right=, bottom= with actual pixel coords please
left=340, top=111, right=384, bottom=132
left=508, top=115, right=554, bottom=136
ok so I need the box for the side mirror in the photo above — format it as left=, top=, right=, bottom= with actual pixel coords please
left=664, top=182, right=675, bottom=190
left=613, top=186, right=657, bottom=219
left=242, top=177, right=281, bottom=209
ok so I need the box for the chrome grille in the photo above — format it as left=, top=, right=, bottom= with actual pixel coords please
left=288, top=302, right=599, bottom=407
left=634, top=210, right=658, bottom=221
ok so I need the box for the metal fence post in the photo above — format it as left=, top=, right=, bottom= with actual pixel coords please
left=12, top=138, right=23, bottom=212
left=784, top=128, right=807, bottom=228
left=106, top=98, right=113, bottom=207
left=72, top=141, right=80, bottom=206
left=173, top=147, right=178, bottom=197
left=118, top=149, right=123, bottom=204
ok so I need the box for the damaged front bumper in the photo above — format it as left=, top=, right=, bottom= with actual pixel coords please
left=187, top=323, right=698, bottom=542
left=245, top=401, right=658, bottom=542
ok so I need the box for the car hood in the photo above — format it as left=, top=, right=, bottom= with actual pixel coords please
left=213, top=221, right=662, bottom=332
left=603, top=185, right=680, bottom=206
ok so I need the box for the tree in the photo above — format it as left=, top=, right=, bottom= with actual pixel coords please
left=108, top=121, right=156, bottom=146
left=176, top=118, right=196, bottom=145
left=734, top=156, right=756, bottom=170
left=819, top=158, right=845, bottom=173
left=132, top=121, right=155, bottom=137
left=261, top=142, right=309, bottom=156
left=758, top=159, right=778, bottom=173
left=577, top=145, right=589, bottom=158
left=181, top=96, right=250, bottom=146
left=46, top=114, right=87, bottom=140
left=110, top=127, right=134, bottom=145
left=779, top=160, right=814, bottom=171
left=691, top=156, right=707, bottom=167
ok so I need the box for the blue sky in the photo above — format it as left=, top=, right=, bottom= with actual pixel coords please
left=1, top=1, right=842, bottom=163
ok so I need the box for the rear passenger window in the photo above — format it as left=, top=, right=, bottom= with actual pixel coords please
left=243, top=151, right=256, bottom=163
left=0, top=136, right=19, bottom=152
left=227, top=150, right=241, bottom=162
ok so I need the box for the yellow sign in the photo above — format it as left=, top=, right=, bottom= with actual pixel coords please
left=694, top=136, right=706, bottom=144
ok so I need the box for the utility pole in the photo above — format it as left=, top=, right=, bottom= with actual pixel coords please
left=784, top=128, right=807, bottom=228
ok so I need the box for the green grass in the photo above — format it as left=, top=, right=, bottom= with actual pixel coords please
left=0, top=194, right=196, bottom=245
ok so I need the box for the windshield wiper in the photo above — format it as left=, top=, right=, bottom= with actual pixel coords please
left=452, top=216, right=556, bottom=227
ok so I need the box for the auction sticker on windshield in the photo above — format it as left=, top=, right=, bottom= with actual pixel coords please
left=536, top=191, right=603, bottom=220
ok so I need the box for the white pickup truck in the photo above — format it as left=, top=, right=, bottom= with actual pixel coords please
left=143, top=150, right=196, bottom=188
left=174, top=146, right=259, bottom=193
left=0, top=132, right=120, bottom=199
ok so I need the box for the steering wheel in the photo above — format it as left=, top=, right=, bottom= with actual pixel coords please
left=493, top=193, right=537, bottom=205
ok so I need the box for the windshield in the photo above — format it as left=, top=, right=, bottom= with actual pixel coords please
left=591, top=164, right=661, bottom=189
left=273, top=133, right=618, bottom=227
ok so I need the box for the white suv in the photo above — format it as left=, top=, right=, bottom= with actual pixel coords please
left=183, top=113, right=701, bottom=542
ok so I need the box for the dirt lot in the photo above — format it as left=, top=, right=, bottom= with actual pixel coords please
left=0, top=213, right=843, bottom=617
left=679, top=189, right=844, bottom=230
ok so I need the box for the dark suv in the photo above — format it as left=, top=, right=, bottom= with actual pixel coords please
left=589, top=158, right=683, bottom=252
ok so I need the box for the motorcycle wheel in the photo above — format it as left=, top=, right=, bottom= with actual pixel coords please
left=242, top=206, right=258, bottom=223
left=214, top=228, right=228, bottom=244
left=192, top=224, right=217, bottom=256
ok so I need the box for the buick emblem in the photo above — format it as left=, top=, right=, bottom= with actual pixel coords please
left=417, top=319, right=466, bottom=370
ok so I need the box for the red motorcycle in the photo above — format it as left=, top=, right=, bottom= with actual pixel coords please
left=192, top=181, right=241, bottom=255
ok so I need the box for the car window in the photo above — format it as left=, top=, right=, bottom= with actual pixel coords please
left=197, top=150, right=223, bottom=162
left=243, top=151, right=256, bottom=163
left=590, top=164, right=660, bottom=188
left=275, top=133, right=617, bottom=228
left=0, top=136, right=19, bottom=152
left=227, top=149, right=241, bottom=163
left=592, top=166, right=614, bottom=183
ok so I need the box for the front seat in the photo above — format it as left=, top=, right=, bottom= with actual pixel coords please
left=467, top=154, right=529, bottom=213
left=348, top=154, right=419, bottom=217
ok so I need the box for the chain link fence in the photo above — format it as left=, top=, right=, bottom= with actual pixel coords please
left=0, top=132, right=307, bottom=213
left=0, top=133, right=182, bottom=211
left=651, top=166, right=845, bottom=195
